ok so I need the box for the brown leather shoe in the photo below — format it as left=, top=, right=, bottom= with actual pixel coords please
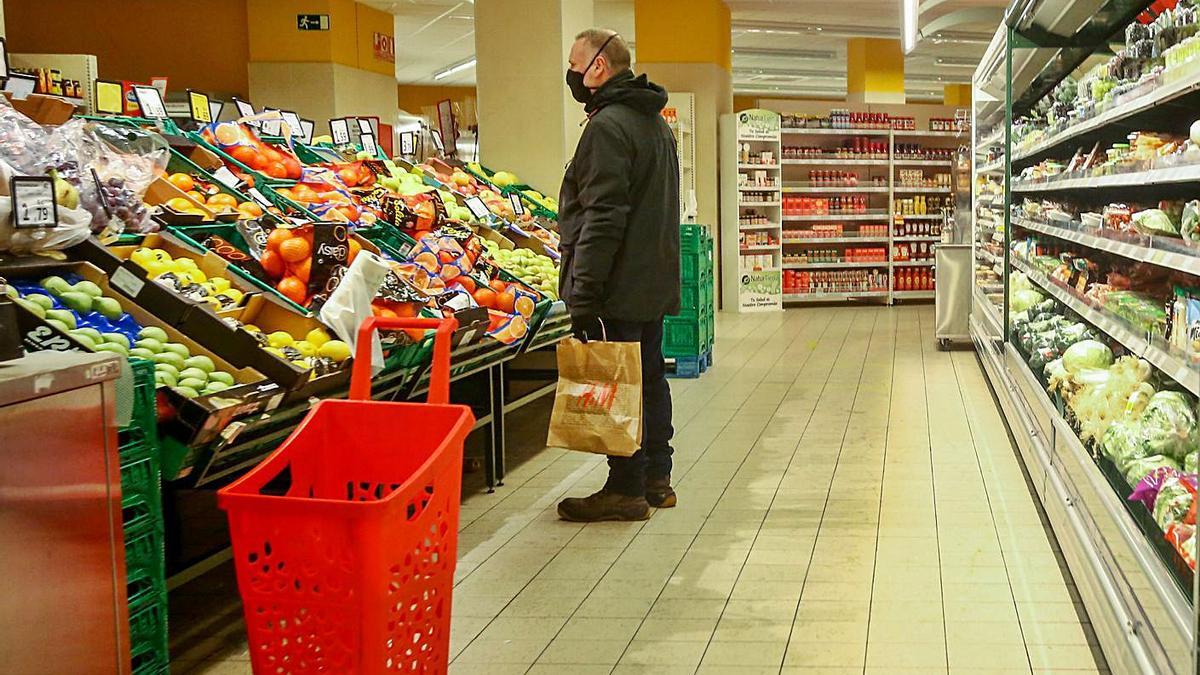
left=557, top=489, right=651, bottom=522
left=646, top=475, right=677, bottom=508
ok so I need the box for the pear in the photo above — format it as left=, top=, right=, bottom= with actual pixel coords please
left=138, top=326, right=169, bottom=342
left=134, top=337, right=164, bottom=353
left=129, top=347, right=156, bottom=360
left=72, top=280, right=103, bottom=298
left=182, top=355, right=215, bottom=373
left=100, top=332, right=130, bottom=350
left=178, top=377, right=207, bottom=391
left=162, top=342, right=191, bottom=358
left=208, top=371, right=235, bottom=386
left=94, top=296, right=123, bottom=320
left=39, top=275, right=70, bottom=296
left=173, top=385, right=200, bottom=399
left=95, top=342, right=128, bottom=357
left=45, top=309, right=76, bottom=329
left=67, top=331, right=98, bottom=349
left=59, top=291, right=93, bottom=313
left=178, top=367, right=209, bottom=382
left=25, top=293, right=54, bottom=310
left=15, top=297, right=45, bottom=319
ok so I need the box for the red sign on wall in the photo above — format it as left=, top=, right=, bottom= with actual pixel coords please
left=373, top=33, right=395, bottom=63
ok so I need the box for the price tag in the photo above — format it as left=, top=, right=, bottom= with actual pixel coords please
left=11, top=176, right=58, bottom=229
left=280, top=110, right=304, bottom=139
left=247, top=187, right=272, bottom=208
left=400, top=131, right=415, bottom=156
left=261, top=110, right=283, bottom=137
left=464, top=196, right=490, bottom=220
left=110, top=267, right=145, bottom=298
left=4, top=72, right=36, bottom=100
left=509, top=193, right=525, bottom=216
left=356, top=118, right=374, bottom=135
left=208, top=99, right=224, bottom=122
left=431, top=130, right=445, bottom=153
left=360, top=133, right=378, bottom=157
left=211, top=165, right=241, bottom=189
left=294, top=118, right=313, bottom=146
left=0, top=37, right=9, bottom=81
left=330, top=118, right=351, bottom=145
left=232, top=97, right=255, bottom=119
left=186, top=89, right=212, bottom=123
left=132, top=85, right=168, bottom=119
left=94, top=80, right=125, bottom=114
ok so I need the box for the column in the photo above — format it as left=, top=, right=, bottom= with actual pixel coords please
left=943, top=83, right=972, bottom=107
left=634, top=0, right=732, bottom=230
left=246, top=0, right=397, bottom=127
left=847, top=38, right=905, bottom=104
left=474, top=0, right=593, bottom=194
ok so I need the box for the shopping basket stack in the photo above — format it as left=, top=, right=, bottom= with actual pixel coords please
left=120, top=358, right=169, bottom=674
left=219, top=317, right=474, bottom=674
left=664, top=223, right=715, bottom=378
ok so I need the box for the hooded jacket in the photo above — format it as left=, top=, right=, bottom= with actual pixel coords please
left=558, top=69, right=681, bottom=323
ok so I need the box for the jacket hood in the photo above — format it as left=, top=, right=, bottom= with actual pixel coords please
left=585, top=70, right=668, bottom=116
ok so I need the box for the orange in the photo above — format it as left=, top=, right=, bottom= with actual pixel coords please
left=496, top=291, right=516, bottom=314
left=165, top=197, right=193, bottom=212
left=283, top=157, right=302, bottom=179
left=207, top=193, right=238, bottom=209
left=472, top=287, right=497, bottom=309
left=347, top=238, right=362, bottom=264
left=404, top=328, right=427, bottom=343
left=229, top=145, right=262, bottom=170
left=274, top=187, right=295, bottom=201
left=260, top=250, right=286, bottom=278
left=292, top=257, right=312, bottom=283
left=456, top=276, right=476, bottom=294
left=277, top=276, right=307, bottom=305
left=237, top=202, right=264, bottom=218
left=290, top=184, right=317, bottom=203
left=186, top=190, right=206, bottom=204
left=264, top=161, right=288, bottom=179
left=376, top=307, right=399, bottom=319
left=266, top=227, right=292, bottom=252
left=394, top=302, right=418, bottom=318
left=214, top=123, right=242, bottom=145
left=514, top=295, right=535, bottom=318
left=278, top=237, right=311, bottom=263
left=489, top=279, right=507, bottom=293
left=334, top=204, right=359, bottom=221
left=167, top=173, right=194, bottom=192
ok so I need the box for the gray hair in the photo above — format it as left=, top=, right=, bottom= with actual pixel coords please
left=574, top=28, right=631, bottom=71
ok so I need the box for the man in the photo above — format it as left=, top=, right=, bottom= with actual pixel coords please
left=555, top=28, right=681, bottom=522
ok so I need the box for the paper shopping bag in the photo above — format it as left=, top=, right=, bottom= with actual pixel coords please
left=547, top=337, right=643, bottom=456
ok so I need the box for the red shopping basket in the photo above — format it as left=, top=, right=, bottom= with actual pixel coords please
left=218, top=316, right=475, bottom=674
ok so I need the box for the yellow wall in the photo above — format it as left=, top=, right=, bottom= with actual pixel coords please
left=397, top=85, right=476, bottom=113
left=246, top=0, right=394, bottom=74
left=354, top=1, right=395, bottom=76
left=847, top=38, right=905, bottom=103
left=6, top=0, right=251, bottom=97
left=943, top=84, right=972, bottom=107
left=634, top=0, right=731, bottom=71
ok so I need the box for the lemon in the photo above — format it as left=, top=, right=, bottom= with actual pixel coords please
left=291, top=359, right=312, bottom=370
left=264, top=347, right=287, bottom=359
left=305, top=328, right=331, bottom=347
left=318, top=340, right=351, bottom=362
left=223, top=288, right=244, bottom=303
left=210, top=277, right=232, bottom=293
left=293, top=340, right=317, bottom=357
left=130, top=247, right=157, bottom=267
left=182, top=269, right=208, bottom=284
left=144, top=261, right=170, bottom=278
left=151, top=249, right=171, bottom=262
left=242, top=324, right=261, bottom=333
left=176, top=258, right=199, bottom=270
left=267, top=331, right=294, bottom=348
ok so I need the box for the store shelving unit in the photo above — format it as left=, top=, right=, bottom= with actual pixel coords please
left=720, top=110, right=783, bottom=311
left=665, top=92, right=696, bottom=222
left=970, top=5, right=1200, bottom=673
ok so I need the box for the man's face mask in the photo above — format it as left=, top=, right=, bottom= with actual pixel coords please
left=566, top=34, right=618, bottom=104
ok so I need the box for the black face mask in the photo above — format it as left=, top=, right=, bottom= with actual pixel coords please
left=566, top=34, right=617, bottom=105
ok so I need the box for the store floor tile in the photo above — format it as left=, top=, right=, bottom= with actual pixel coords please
left=169, top=306, right=1108, bottom=675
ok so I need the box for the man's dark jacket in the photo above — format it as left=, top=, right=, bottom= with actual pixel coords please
left=558, top=69, right=681, bottom=323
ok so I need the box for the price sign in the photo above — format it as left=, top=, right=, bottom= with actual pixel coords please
left=261, top=110, right=283, bottom=137
left=356, top=118, right=374, bottom=135
left=330, top=118, right=351, bottom=145
left=208, top=99, right=224, bottom=122
left=211, top=165, right=241, bottom=189
left=430, top=129, right=445, bottom=153
left=360, top=133, right=378, bottom=157
left=299, top=118, right=315, bottom=145
left=509, top=193, right=525, bottom=216
left=247, top=187, right=273, bottom=208
left=186, top=89, right=212, bottom=123
left=0, top=37, right=9, bottom=81
left=464, top=196, right=490, bottom=220
left=399, top=131, right=415, bottom=156
left=11, top=176, right=58, bottom=229
left=132, top=85, right=167, bottom=119
left=4, top=73, right=36, bottom=100
left=232, top=97, right=255, bottom=119
left=280, top=110, right=304, bottom=139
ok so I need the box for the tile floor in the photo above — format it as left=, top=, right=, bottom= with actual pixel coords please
left=171, top=305, right=1108, bottom=674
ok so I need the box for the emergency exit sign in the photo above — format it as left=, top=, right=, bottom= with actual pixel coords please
left=297, top=14, right=330, bottom=31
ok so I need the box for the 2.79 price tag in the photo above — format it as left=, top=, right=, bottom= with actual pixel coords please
left=11, top=176, right=58, bottom=229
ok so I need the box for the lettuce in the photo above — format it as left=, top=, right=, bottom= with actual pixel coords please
left=1153, top=474, right=1196, bottom=530
left=1062, top=340, right=1113, bottom=374
left=1140, top=391, right=1198, bottom=462
left=1011, top=288, right=1046, bottom=313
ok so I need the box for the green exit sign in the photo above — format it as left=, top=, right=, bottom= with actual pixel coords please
left=297, top=14, right=330, bottom=31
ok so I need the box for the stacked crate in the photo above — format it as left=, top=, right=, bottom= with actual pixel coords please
left=664, top=224, right=715, bottom=378
left=121, top=359, right=168, bottom=674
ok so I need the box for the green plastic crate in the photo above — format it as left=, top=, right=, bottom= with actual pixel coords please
left=124, top=523, right=165, bottom=608
left=168, top=223, right=309, bottom=314
left=186, top=130, right=297, bottom=188
left=120, top=450, right=161, bottom=506
left=663, top=310, right=711, bottom=358
left=128, top=592, right=168, bottom=675
left=119, top=359, right=159, bottom=448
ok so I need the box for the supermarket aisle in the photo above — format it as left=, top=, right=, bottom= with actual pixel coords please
left=446, top=305, right=1106, bottom=675
left=171, top=306, right=1107, bottom=674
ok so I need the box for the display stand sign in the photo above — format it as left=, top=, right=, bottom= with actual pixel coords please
left=11, top=176, right=58, bottom=229
left=208, top=99, right=224, bottom=123
left=186, top=90, right=212, bottom=124
left=280, top=110, right=303, bottom=139
left=508, top=193, right=524, bottom=216
left=132, top=85, right=168, bottom=119
left=299, top=119, right=315, bottom=145
left=232, top=97, right=255, bottom=118
left=399, top=131, right=415, bottom=157
left=211, top=165, right=240, bottom=189
left=356, top=118, right=374, bottom=136
left=463, top=196, right=490, bottom=220
left=739, top=270, right=782, bottom=311
left=329, top=118, right=351, bottom=145
left=4, top=73, right=36, bottom=100
left=0, top=37, right=9, bottom=82
left=260, top=109, right=283, bottom=137
left=360, top=133, right=378, bottom=157
left=736, top=109, right=781, bottom=141
left=94, top=80, right=124, bottom=114
left=430, top=129, right=445, bottom=154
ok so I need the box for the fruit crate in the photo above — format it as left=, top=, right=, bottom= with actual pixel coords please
left=165, top=148, right=285, bottom=225
left=120, top=448, right=162, bottom=508
left=127, top=591, right=168, bottom=675
left=167, top=223, right=310, bottom=314
left=119, top=358, right=159, bottom=449
left=124, top=520, right=165, bottom=609
left=77, top=114, right=182, bottom=137
left=663, top=307, right=712, bottom=358
left=185, top=130, right=298, bottom=188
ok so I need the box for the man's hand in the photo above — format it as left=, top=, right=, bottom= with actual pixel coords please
left=571, top=314, right=604, bottom=342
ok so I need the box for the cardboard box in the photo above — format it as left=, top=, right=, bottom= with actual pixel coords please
left=2, top=92, right=76, bottom=125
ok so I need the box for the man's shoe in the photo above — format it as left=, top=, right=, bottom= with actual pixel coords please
left=557, top=489, right=651, bottom=522
left=646, top=475, right=677, bottom=508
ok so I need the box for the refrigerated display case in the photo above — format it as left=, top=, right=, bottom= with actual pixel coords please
left=970, top=1, right=1200, bottom=672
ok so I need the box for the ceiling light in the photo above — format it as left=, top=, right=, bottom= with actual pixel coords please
left=903, top=0, right=919, bottom=53
left=434, top=57, right=476, bottom=81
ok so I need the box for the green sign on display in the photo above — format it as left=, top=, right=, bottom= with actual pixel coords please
left=737, top=108, right=781, bottom=140
left=739, top=269, right=781, bottom=311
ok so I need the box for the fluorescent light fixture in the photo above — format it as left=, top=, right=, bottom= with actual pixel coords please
left=434, top=57, right=476, bottom=81
left=902, top=0, right=919, bottom=53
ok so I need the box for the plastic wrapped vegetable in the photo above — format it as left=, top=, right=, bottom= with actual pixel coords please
left=1187, top=451, right=1198, bottom=474
left=1062, top=340, right=1114, bottom=374
left=1124, top=454, right=1180, bottom=487
left=1166, top=523, right=1196, bottom=570
left=1011, top=288, right=1046, bottom=313
left=1102, top=418, right=1146, bottom=462
left=1182, top=199, right=1200, bottom=245
left=1152, top=473, right=1197, bottom=530
left=1140, top=391, right=1199, bottom=462
left=1130, top=466, right=1182, bottom=511
left=1131, top=208, right=1180, bottom=237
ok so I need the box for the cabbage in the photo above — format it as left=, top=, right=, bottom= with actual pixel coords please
left=1152, top=474, right=1196, bottom=530
left=1187, top=451, right=1198, bottom=474
left=1011, top=288, right=1046, bottom=313
left=1132, top=208, right=1180, bottom=237
left=1140, top=391, right=1198, bottom=461
left=1062, top=340, right=1113, bottom=374
left=1102, top=419, right=1145, bottom=462
left=1123, top=454, right=1180, bottom=487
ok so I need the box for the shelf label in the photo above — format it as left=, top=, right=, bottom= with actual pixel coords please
left=0, top=37, right=8, bottom=81
left=11, top=176, right=57, bottom=228
left=110, top=267, right=145, bottom=298
left=399, top=131, right=415, bottom=156
left=3, top=72, right=35, bottom=100
left=132, top=84, right=167, bottom=119
left=508, top=193, right=524, bottom=216
left=247, top=187, right=272, bottom=208
left=299, top=118, right=315, bottom=145
left=360, top=133, right=378, bottom=157
left=211, top=165, right=240, bottom=189
left=464, top=196, right=490, bottom=219
left=208, top=99, right=224, bottom=122
left=280, top=110, right=304, bottom=139
left=329, top=118, right=351, bottom=145
left=356, top=118, right=374, bottom=135
left=232, top=97, right=255, bottom=119
left=431, top=129, right=445, bottom=153
left=187, top=89, right=212, bottom=123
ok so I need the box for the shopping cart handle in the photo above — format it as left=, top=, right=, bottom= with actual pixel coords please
left=350, top=316, right=459, bottom=404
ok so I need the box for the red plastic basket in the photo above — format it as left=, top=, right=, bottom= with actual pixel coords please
left=218, top=316, right=475, bottom=674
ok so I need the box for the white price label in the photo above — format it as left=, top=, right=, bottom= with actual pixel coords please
left=11, top=176, right=57, bottom=228
left=232, top=97, right=255, bottom=119
left=132, top=85, right=168, bottom=119
left=110, top=267, right=146, bottom=297
left=0, top=37, right=9, bottom=80
left=509, top=193, right=524, bottom=216
left=247, top=187, right=272, bottom=208
left=211, top=165, right=241, bottom=189
left=261, top=111, right=283, bottom=137
left=400, top=131, right=415, bottom=156
left=5, top=73, right=37, bottom=100
left=464, top=196, right=490, bottom=219
left=280, top=110, right=304, bottom=139
left=330, top=118, right=351, bottom=145
left=357, top=118, right=374, bottom=135
left=208, top=99, right=224, bottom=122
left=360, top=133, right=378, bottom=157
left=299, top=118, right=315, bottom=145
left=431, top=129, right=445, bottom=152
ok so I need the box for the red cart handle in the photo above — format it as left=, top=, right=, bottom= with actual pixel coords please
left=349, top=316, right=458, bottom=404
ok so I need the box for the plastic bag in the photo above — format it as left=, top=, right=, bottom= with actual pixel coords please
left=56, top=120, right=166, bottom=234
left=1130, top=466, right=1181, bottom=511
left=1153, top=473, right=1197, bottom=530
left=1182, top=199, right=1200, bottom=245
left=1124, top=454, right=1180, bottom=487
left=0, top=157, right=93, bottom=254
left=1140, top=391, right=1199, bottom=462
left=1132, top=208, right=1180, bottom=237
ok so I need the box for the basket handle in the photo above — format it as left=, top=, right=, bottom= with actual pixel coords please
left=350, top=316, right=458, bottom=404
